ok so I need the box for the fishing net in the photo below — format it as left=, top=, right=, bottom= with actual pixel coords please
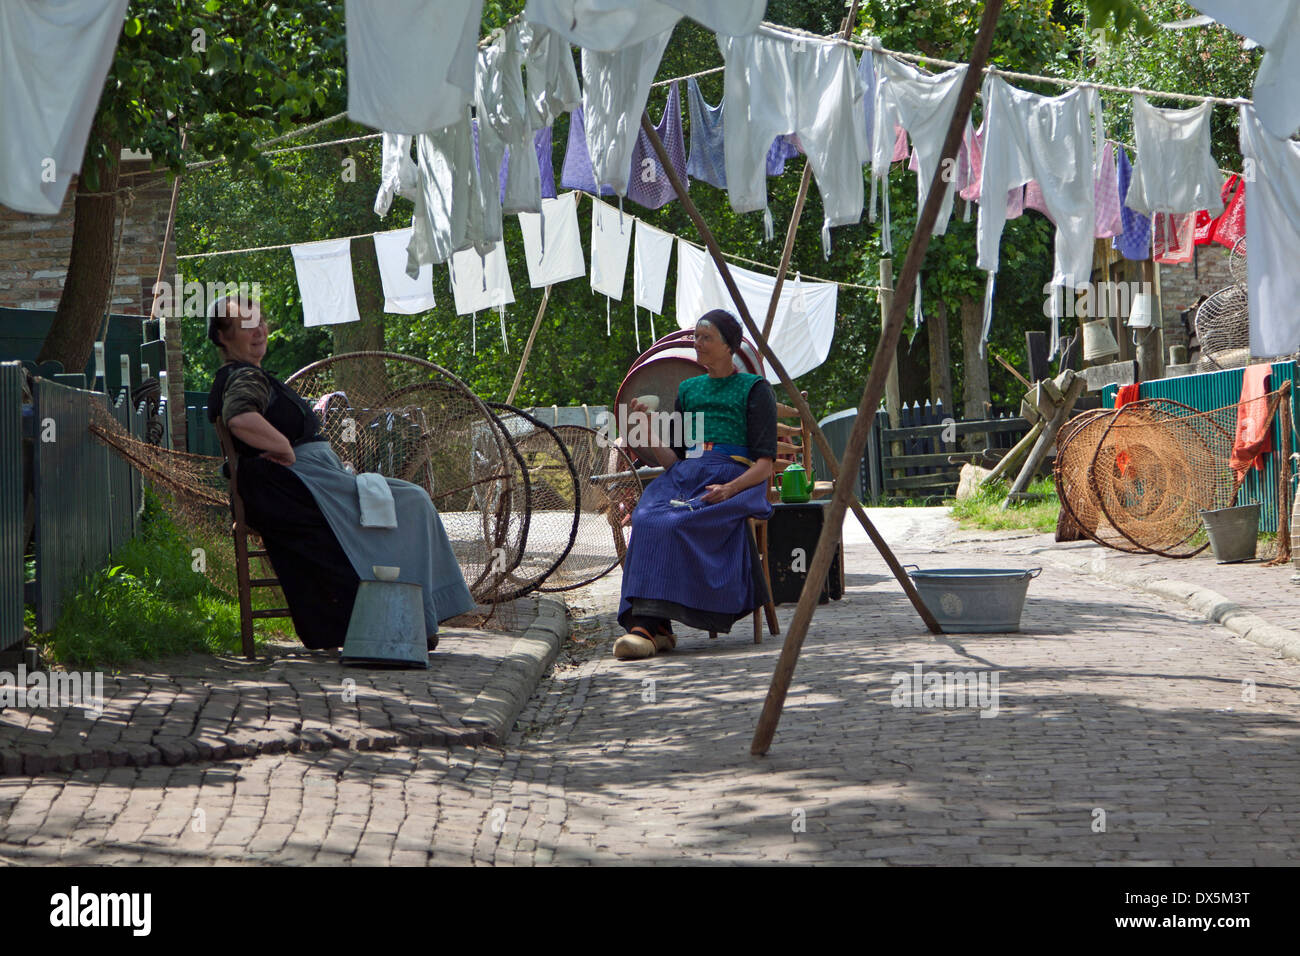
left=539, top=424, right=643, bottom=591
left=1054, top=386, right=1291, bottom=558
left=484, top=402, right=581, bottom=601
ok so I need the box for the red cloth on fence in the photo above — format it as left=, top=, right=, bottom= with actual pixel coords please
left=1114, top=384, right=1142, bottom=475
left=1231, top=364, right=1272, bottom=482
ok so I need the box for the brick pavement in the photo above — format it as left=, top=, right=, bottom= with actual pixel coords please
left=2, top=508, right=1299, bottom=864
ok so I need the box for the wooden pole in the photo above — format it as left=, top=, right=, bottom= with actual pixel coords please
left=1000, top=371, right=1085, bottom=509
left=880, top=259, right=904, bottom=486
left=506, top=284, right=551, bottom=406
left=751, top=0, right=1006, bottom=756
left=640, top=119, right=941, bottom=637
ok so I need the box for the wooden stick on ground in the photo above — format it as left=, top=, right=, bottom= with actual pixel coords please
left=751, top=0, right=1007, bottom=756
left=506, top=284, right=551, bottom=406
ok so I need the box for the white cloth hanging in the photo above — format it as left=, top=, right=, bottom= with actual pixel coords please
left=345, top=0, right=483, bottom=134
left=473, top=22, right=538, bottom=248
left=590, top=198, right=631, bottom=300
left=1239, top=104, right=1300, bottom=358
left=976, top=76, right=1103, bottom=355
left=871, top=56, right=970, bottom=239
left=717, top=26, right=867, bottom=256
left=373, top=227, right=436, bottom=314
left=291, top=239, right=362, bottom=327
left=522, top=21, right=582, bottom=127
left=448, top=242, right=515, bottom=315
left=518, top=193, right=586, bottom=287
left=405, top=113, right=476, bottom=275
left=1125, top=96, right=1224, bottom=216
left=0, top=0, right=129, bottom=214
left=633, top=219, right=673, bottom=313
left=524, top=0, right=765, bottom=52
left=374, top=133, right=418, bottom=216
left=675, top=239, right=837, bottom=382
left=1190, top=1, right=1300, bottom=139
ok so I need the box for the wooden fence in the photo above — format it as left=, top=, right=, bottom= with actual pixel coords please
left=877, top=401, right=1030, bottom=501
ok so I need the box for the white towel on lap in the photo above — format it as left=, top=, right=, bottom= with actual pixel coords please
left=356, top=473, right=398, bottom=529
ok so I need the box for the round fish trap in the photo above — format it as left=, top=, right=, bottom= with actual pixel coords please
left=285, top=352, right=526, bottom=603
left=483, top=402, right=580, bottom=601
left=540, top=424, right=643, bottom=591
left=1053, top=408, right=1148, bottom=553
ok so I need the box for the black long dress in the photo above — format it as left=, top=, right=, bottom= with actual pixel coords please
left=208, top=362, right=359, bottom=649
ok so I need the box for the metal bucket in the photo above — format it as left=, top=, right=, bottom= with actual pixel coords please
left=905, top=566, right=1041, bottom=633
left=1199, top=503, right=1261, bottom=564
left=340, top=577, right=428, bottom=669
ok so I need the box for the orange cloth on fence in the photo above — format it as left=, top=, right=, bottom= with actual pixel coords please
left=1114, top=384, right=1141, bottom=475
left=1230, top=365, right=1272, bottom=482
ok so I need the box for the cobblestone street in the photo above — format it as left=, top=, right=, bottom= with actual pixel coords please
left=3, top=510, right=1299, bottom=865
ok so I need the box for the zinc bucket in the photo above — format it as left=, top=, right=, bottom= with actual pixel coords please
left=1199, top=504, right=1261, bottom=564
left=904, top=566, right=1041, bottom=633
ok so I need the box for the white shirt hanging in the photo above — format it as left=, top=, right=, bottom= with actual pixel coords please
left=0, top=0, right=129, bottom=214
left=590, top=198, right=631, bottom=300
left=1189, top=1, right=1300, bottom=139
left=1239, top=104, right=1300, bottom=358
left=1124, top=96, right=1224, bottom=217
left=291, top=239, right=362, bottom=327
left=346, top=0, right=483, bottom=134
left=373, top=227, right=436, bottom=314
left=518, top=193, right=586, bottom=287
left=524, top=0, right=765, bottom=52
left=633, top=219, right=673, bottom=314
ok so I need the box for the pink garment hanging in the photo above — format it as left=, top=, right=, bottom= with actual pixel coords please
left=1094, top=142, right=1123, bottom=238
left=892, top=124, right=909, bottom=162
left=1023, top=179, right=1056, bottom=223
left=1152, top=212, right=1195, bottom=264
left=1211, top=174, right=1247, bottom=250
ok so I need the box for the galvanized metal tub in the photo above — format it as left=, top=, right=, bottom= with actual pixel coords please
left=905, top=566, right=1042, bottom=633
left=1199, top=503, right=1261, bottom=564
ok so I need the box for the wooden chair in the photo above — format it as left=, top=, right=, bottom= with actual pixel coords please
left=214, top=418, right=291, bottom=659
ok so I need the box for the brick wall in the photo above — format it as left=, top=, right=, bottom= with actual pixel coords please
left=1157, top=244, right=1241, bottom=358
left=0, top=159, right=186, bottom=445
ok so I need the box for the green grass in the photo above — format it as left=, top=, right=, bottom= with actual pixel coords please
left=31, top=492, right=277, bottom=669
left=948, top=476, right=1061, bottom=533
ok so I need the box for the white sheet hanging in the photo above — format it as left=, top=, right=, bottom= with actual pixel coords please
left=674, top=239, right=837, bottom=382
left=518, top=193, right=586, bottom=287
left=1239, top=104, right=1300, bottom=358
left=373, top=228, right=436, bottom=314
left=1124, top=96, right=1224, bottom=216
left=1190, top=1, right=1300, bottom=139
left=448, top=242, right=516, bottom=315
left=374, top=133, right=418, bottom=216
left=590, top=198, right=631, bottom=300
left=524, top=0, right=765, bottom=51
left=633, top=219, right=673, bottom=313
left=0, top=0, right=129, bottom=214
left=345, top=0, right=483, bottom=134
left=291, top=239, right=362, bottom=327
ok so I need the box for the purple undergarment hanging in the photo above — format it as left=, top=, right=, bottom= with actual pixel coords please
left=1113, top=145, right=1152, bottom=261
left=560, top=106, right=614, bottom=196
left=500, top=126, right=557, bottom=204
left=626, top=82, right=687, bottom=210
left=766, top=133, right=802, bottom=176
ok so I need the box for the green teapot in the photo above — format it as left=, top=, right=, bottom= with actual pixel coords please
left=777, top=462, right=814, bottom=502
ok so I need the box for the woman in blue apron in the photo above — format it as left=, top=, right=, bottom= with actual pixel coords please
left=206, top=296, right=474, bottom=651
left=614, top=309, right=776, bottom=660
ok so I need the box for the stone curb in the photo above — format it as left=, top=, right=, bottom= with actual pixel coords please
left=0, top=598, right=571, bottom=779
left=1030, top=545, right=1300, bottom=661
left=460, top=596, right=569, bottom=745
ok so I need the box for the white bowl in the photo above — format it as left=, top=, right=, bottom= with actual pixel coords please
left=634, top=393, right=660, bottom=412
left=372, top=565, right=401, bottom=581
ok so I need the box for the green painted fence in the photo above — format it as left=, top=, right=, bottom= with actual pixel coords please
left=1102, top=362, right=1300, bottom=532
left=0, top=364, right=24, bottom=650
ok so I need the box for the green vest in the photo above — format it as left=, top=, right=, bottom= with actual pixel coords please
left=677, top=372, right=761, bottom=448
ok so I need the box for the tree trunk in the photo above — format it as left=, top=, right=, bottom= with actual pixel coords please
left=331, top=234, right=386, bottom=400
left=960, top=293, right=990, bottom=451
left=928, top=298, right=954, bottom=416
left=37, top=133, right=121, bottom=374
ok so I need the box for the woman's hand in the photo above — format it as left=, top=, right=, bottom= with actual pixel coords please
left=260, top=446, right=296, bottom=467
left=702, top=482, right=734, bottom=503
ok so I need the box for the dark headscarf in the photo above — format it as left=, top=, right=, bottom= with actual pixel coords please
left=698, top=308, right=744, bottom=353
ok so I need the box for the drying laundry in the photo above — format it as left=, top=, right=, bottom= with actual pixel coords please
left=626, top=82, right=687, bottom=210
left=346, top=0, right=483, bottom=134
left=373, top=228, right=436, bottom=314
left=1230, top=363, right=1273, bottom=481
left=633, top=219, right=673, bottom=314
left=517, top=193, right=586, bottom=288
left=469, top=25, right=535, bottom=251
left=521, top=20, right=581, bottom=128
left=675, top=239, right=837, bottom=382
left=872, top=57, right=970, bottom=239
left=448, top=242, right=515, bottom=315
left=1152, top=212, right=1195, bottom=265
left=1189, top=1, right=1300, bottom=140
left=580, top=29, right=674, bottom=196
left=1023, top=179, right=1054, bottom=223
left=1125, top=96, right=1224, bottom=217
left=857, top=48, right=878, bottom=163
left=291, top=239, right=362, bottom=327
left=1192, top=208, right=1217, bottom=247
left=685, top=79, right=811, bottom=190
left=502, top=127, right=558, bottom=207
left=374, top=133, right=418, bottom=216
left=405, top=114, right=476, bottom=275
left=1210, top=174, right=1246, bottom=251
left=1238, top=104, right=1300, bottom=358
left=718, top=26, right=867, bottom=255
left=590, top=199, right=632, bottom=301
left=524, top=0, right=765, bottom=52
left=560, top=107, right=614, bottom=196
left=1093, top=142, right=1123, bottom=238
left=1113, top=145, right=1151, bottom=260
left=976, top=76, right=1104, bottom=354
left=0, top=0, right=128, bottom=215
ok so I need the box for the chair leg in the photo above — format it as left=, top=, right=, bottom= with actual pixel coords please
left=231, top=523, right=256, bottom=660
left=752, top=519, right=779, bottom=639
